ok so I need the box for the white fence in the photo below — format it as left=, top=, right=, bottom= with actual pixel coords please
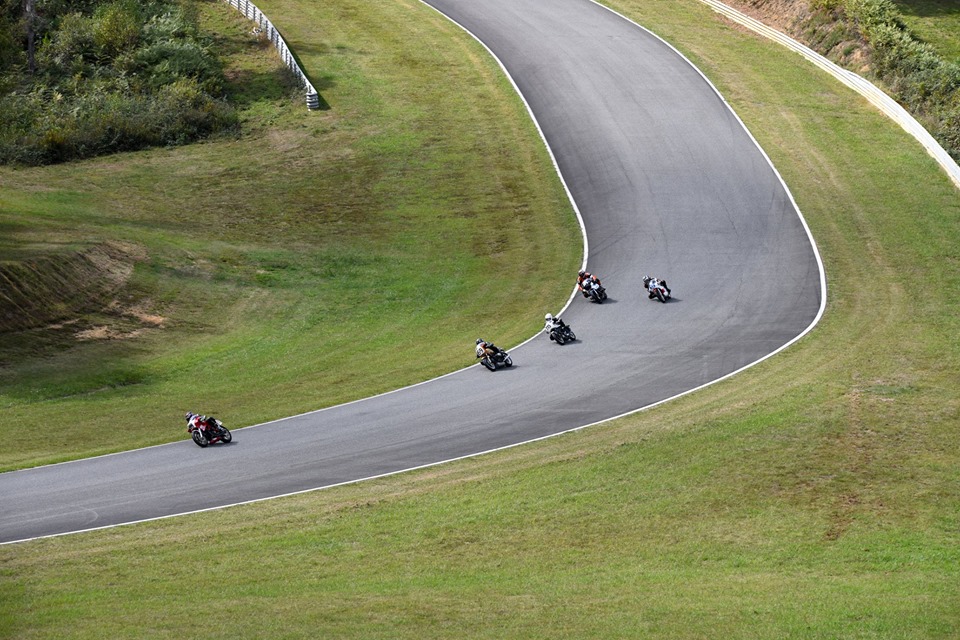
left=700, top=0, right=960, bottom=191
left=222, top=0, right=320, bottom=110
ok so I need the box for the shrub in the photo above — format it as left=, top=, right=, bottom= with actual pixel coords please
left=133, top=39, right=224, bottom=93
left=836, top=0, right=960, bottom=161
left=0, top=0, right=238, bottom=165
left=91, top=0, right=141, bottom=61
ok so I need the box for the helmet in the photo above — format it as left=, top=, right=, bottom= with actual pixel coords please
left=476, top=338, right=484, bottom=345
left=643, top=275, right=651, bottom=283
left=545, top=313, right=553, bottom=321
left=578, top=270, right=586, bottom=278
left=185, top=411, right=195, bottom=422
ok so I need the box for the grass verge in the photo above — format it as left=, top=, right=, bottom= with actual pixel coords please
left=1, top=0, right=958, bottom=637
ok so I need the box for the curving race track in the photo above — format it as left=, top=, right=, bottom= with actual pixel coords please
left=0, top=0, right=823, bottom=544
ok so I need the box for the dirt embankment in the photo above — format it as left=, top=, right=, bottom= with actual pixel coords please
left=0, top=242, right=157, bottom=336
left=718, top=0, right=872, bottom=73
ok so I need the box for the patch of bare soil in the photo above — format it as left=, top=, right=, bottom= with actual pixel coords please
left=0, top=241, right=151, bottom=334
left=75, top=325, right=145, bottom=341
left=718, top=0, right=872, bottom=73
left=726, top=0, right=811, bottom=32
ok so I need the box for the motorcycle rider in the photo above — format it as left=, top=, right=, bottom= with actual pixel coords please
left=642, top=275, right=671, bottom=299
left=577, top=270, right=602, bottom=298
left=476, top=338, right=500, bottom=360
left=543, top=313, right=567, bottom=337
left=186, top=411, right=215, bottom=433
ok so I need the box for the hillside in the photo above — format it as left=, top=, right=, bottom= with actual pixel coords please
left=720, top=0, right=960, bottom=161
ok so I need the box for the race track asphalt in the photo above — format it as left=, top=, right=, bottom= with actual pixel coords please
left=0, top=0, right=823, bottom=544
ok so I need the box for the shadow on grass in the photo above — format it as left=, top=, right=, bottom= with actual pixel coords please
left=893, top=0, right=960, bottom=18
left=226, top=67, right=336, bottom=111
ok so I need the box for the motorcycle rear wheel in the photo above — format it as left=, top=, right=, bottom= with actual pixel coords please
left=567, top=330, right=576, bottom=341
left=219, top=428, right=232, bottom=443
left=503, top=356, right=513, bottom=367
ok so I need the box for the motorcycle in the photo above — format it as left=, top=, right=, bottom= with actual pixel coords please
left=187, top=416, right=232, bottom=448
left=648, top=281, right=671, bottom=303
left=481, top=347, right=513, bottom=371
left=548, top=323, right=577, bottom=345
left=582, top=278, right=607, bottom=303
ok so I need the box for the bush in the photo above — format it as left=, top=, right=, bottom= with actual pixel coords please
left=91, top=0, right=141, bottom=60
left=133, top=39, right=224, bottom=93
left=838, top=0, right=960, bottom=161
left=0, top=0, right=238, bottom=165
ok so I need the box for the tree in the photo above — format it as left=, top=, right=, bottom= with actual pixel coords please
left=24, top=0, right=35, bottom=73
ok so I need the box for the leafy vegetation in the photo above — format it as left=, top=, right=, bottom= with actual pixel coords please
left=892, top=0, right=960, bottom=62
left=0, top=0, right=237, bottom=165
left=805, top=0, right=960, bottom=160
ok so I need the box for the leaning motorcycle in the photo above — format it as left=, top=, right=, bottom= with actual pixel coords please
left=549, top=324, right=577, bottom=345
left=583, top=279, right=607, bottom=303
left=188, top=416, right=232, bottom=447
left=481, top=347, right=513, bottom=371
left=648, top=282, right=670, bottom=303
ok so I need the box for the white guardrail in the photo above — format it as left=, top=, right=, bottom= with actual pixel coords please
left=700, top=0, right=960, bottom=191
left=222, top=0, right=320, bottom=110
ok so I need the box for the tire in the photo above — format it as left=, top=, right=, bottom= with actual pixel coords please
left=567, top=330, right=576, bottom=341
left=503, top=356, right=513, bottom=367
left=220, top=428, right=232, bottom=444
left=656, top=290, right=666, bottom=303
left=192, top=430, right=209, bottom=448
left=482, top=357, right=496, bottom=371
left=555, top=333, right=566, bottom=345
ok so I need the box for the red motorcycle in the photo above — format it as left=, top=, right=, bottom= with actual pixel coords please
left=187, top=415, right=232, bottom=447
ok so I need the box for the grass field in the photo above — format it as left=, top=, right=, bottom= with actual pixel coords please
left=1, top=0, right=958, bottom=637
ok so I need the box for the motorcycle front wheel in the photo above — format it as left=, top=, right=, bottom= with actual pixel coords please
left=482, top=358, right=496, bottom=371
left=192, top=430, right=209, bottom=448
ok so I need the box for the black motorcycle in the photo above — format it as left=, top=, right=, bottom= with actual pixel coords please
left=583, top=279, right=607, bottom=303
left=548, top=323, right=577, bottom=345
left=481, top=347, right=513, bottom=371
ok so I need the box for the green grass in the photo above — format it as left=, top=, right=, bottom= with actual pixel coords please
left=0, top=0, right=580, bottom=471
left=892, top=0, right=960, bottom=61
left=1, top=0, right=959, bottom=637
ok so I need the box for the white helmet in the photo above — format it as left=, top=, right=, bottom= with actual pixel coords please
left=545, top=313, right=553, bottom=321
